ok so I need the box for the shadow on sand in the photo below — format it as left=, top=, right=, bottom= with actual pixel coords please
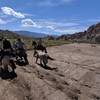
left=15, top=60, right=28, bottom=66
left=37, top=63, right=57, bottom=71
left=47, top=55, right=55, bottom=61
left=0, top=68, right=17, bottom=80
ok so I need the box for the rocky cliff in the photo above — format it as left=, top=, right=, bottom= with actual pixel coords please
left=58, top=23, right=100, bottom=43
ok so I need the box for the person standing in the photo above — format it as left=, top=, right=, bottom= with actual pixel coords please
left=0, top=37, right=3, bottom=65
left=32, top=40, right=37, bottom=57
left=37, top=38, right=47, bottom=53
left=2, top=38, right=16, bottom=72
left=15, top=38, right=29, bottom=64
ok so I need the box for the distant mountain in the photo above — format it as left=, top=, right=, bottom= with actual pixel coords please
left=0, top=30, right=20, bottom=39
left=0, top=29, right=58, bottom=41
left=0, top=29, right=33, bottom=39
left=58, top=22, right=100, bottom=43
left=15, top=31, right=48, bottom=38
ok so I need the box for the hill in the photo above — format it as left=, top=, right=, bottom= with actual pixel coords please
left=0, top=30, right=20, bottom=39
left=58, top=23, right=100, bottom=43
left=15, top=31, right=48, bottom=38
left=0, top=30, right=48, bottom=39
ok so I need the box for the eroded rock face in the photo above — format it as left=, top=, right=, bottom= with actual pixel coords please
left=0, top=43, right=100, bottom=100
left=58, top=22, right=100, bottom=43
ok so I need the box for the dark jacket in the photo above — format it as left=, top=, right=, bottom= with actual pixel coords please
left=3, top=39, right=12, bottom=50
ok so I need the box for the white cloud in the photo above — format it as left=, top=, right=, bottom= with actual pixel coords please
left=21, top=18, right=83, bottom=34
left=35, top=20, right=79, bottom=30
left=24, top=0, right=74, bottom=7
left=23, top=13, right=36, bottom=17
left=87, top=18, right=100, bottom=23
left=43, top=21, right=79, bottom=27
left=54, top=26, right=87, bottom=34
left=21, top=18, right=79, bottom=28
left=21, top=19, right=42, bottom=28
left=0, top=18, right=17, bottom=25
left=1, top=7, right=25, bottom=18
left=38, top=0, right=74, bottom=6
left=0, top=18, right=7, bottom=24
left=21, top=19, right=54, bottom=29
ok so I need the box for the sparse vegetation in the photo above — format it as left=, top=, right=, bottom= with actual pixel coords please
left=44, top=40, right=71, bottom=47
left=9, top=38, right=71, bottom=50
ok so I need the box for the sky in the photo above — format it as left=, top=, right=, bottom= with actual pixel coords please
left=0, top=0, right=100, bottom=35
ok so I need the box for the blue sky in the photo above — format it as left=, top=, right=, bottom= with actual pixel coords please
left=0, top=0, right=100, bottom=35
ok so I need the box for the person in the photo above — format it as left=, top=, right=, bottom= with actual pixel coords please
left=0, top=37, right=3, bottom=65
left=3, top=38, right=12, bottom=50
left=32, top=40, right=37, bottom=47
left=37, top=38, right=42, bottom=46
left=32, top=40, right=37, bottom=57
left=35, top=50, right=48, bottom=67
left=2, top=38, right=16, bottom=72
left=2, top=38, right=13, bottom=56
left=15, top=38, right=25, bottom=50
left=0, top=37, right=3, bottom=50
left=37, top=38, right=47, bottom=53
left=15, top=38, right=29, bottom=64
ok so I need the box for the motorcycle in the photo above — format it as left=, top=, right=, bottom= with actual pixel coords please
left=15, top=48, right=29, bottom=65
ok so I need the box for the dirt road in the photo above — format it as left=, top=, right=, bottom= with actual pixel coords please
left=0, top=43, right=100, bottom=100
